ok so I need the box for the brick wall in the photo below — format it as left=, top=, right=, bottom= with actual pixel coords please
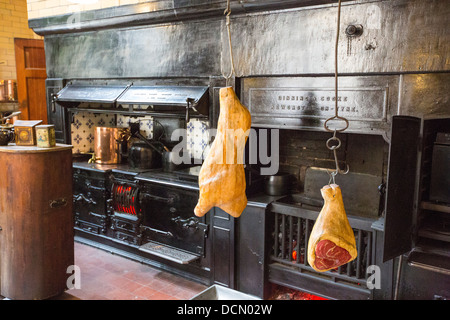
left=0, top=0, right=152, bottom=78
left=278, top=129, right=387, bottom=192
left=26, top=0, right=151, bottom=20
left=0, top=0, right=41, bottom=79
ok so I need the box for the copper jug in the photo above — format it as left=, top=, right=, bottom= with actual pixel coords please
left=94, top=127, right=129, bottom=164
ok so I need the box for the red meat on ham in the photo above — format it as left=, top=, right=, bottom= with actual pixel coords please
left=313, top=239, right=352, bottom=271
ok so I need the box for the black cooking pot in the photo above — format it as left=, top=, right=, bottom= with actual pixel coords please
left=128, top=141, right=162, bottom=169
left=129, top=126, right=188, bottom=172
left=0, top=125, right=14, bottom=146
left=264, top=172, right=294, bottom=196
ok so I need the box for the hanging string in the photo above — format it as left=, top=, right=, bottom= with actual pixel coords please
left=325, top=0, right=349, bottom=184
left=223, top=0, right=235, bottom=87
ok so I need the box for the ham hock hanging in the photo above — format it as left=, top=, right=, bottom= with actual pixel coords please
left=194, top=87, right=251, bottom=218
left=307, top=184, right=357, bottom=272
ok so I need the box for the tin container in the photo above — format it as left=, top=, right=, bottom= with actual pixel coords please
left=36, top=124, right=56, bottom=148
left=14, top=120, right=42, bottom=146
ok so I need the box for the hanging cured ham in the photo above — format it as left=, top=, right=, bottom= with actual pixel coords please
left=307, top=184, right=357, bottom=272
left=194, top=87, right=251, bottom=218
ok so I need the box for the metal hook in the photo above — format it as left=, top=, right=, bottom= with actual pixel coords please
left=224, top=0, right=231, bottom=16
left=326, top=130, right=349, bottom=181
left=331, top=147, right=349, bottom=175
left=327, top=170, right=337, bottom=186
left=222, top=0, right=235, bottom=86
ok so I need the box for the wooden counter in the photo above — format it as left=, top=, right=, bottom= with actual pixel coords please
left=0, top=143, right=74, bottom=299
left=0, top=143, right=73, bottom=153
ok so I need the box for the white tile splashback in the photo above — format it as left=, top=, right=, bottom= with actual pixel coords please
left=71, top=111, right=115, bottom=154
left=186, top=118, right=210, bottom=160
left=71, top=111, right=210, bottom=159
left=116, top=114, right=153, bottom=139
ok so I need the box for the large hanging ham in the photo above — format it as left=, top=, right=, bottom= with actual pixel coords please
left=194, top=87, right=251, bottom=218
left=307, top=184, right=357, bottom=272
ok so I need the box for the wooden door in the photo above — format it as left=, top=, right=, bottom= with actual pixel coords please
left=14, top=38, right=47, bottom=123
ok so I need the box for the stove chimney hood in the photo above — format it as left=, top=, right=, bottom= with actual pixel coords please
left=54, top=83, right=209, bottom=120
left=116, top=85, right=208, bottom=107
left=55, top=84, right=129, bottom=105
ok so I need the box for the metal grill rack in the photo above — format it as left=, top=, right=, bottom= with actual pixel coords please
left=268, top=196, right=377, bottom=300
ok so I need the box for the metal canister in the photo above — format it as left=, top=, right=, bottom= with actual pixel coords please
left=36, top=124, right=56, bottom=148
left=94, top=127, right=128, bottom=164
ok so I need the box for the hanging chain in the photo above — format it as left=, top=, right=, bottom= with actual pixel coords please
left=223, top=0, right=235, bottom=87
left=325, top=0, right=349, bottom=184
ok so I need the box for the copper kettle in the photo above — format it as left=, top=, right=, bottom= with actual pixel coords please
left=94, top=127, right=130, bottom=164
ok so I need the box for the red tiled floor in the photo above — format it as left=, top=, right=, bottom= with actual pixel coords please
left=55, top=242, right=207, bottom=300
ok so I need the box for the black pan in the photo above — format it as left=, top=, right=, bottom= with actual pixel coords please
left=264, top=172, right=294, bottom=196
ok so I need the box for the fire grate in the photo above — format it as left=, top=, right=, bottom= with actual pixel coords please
left=112, top=183, right=139, bottom=216
left=269, top=202, right=376, bottom=299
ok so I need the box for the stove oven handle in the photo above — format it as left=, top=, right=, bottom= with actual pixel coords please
left=73, top=193, right=97, bottom=205
left=172, top=216, right=199, bottom=230
left=85, top=180, right=104, bottom=192
left=140, top=225, right=173, bottom=238
left=141, top=193, right=174, bottom=204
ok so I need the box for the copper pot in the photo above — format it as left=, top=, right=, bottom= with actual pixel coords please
left=94, top=127, right=128, bottom=164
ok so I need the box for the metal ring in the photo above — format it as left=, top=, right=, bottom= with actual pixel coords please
left=326, top=136, right=341, bottom=150
left=324, top=115, right=349, bottom=133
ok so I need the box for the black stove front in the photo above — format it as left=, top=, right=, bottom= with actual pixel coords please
left=135, top=166, right=209, bottom=264
left=104, top=165, right=210, bottom=265
left=108, top=166, right=151, bottom=246
left=72, top=161, right=214, bottom=284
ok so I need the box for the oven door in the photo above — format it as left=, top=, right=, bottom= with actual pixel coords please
left=139, top=182, right=208, bottom=257
left=383, top=116, right=421, bottom=261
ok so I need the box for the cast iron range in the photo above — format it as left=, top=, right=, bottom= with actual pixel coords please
left=106, top=164, right=208, bottom=264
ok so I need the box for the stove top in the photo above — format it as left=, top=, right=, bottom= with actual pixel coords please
left=73, top=160, right=156, bottom=174
left=73, top=160, right=122, bottom=172
left=73, top=159, right=200, bottom=178
left=111, top=164, right=159, bottom=176
left=169, top=166, right=201, bottom=180
left=135, top=165, right=201, bottom=186
left=73, top=160, right=263, bottom=193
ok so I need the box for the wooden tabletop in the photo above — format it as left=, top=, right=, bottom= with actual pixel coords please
left=0, top=143, right=73, bottom=153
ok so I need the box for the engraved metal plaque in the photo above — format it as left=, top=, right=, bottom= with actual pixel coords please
left=116, top=86, right=209, bottom=106
left=249, top=87, right=387, bottom=122
left=242, top=76, right=398, bottom=136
